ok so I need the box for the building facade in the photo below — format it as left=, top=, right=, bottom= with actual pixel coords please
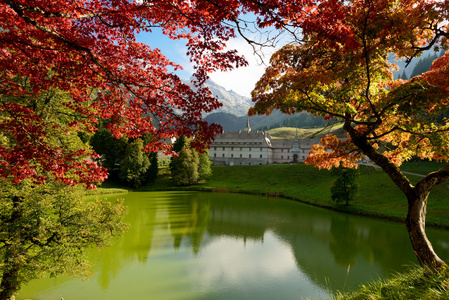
left=209, top=119, right=321, bottom=166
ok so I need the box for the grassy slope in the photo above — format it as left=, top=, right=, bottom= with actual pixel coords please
left=198, top=162, right=449, bottom=227
left=334, top=267, right=449, bottom=300
left=268, top=123, right=346, bottom=139
left=129, top=161, right=449, bottom=299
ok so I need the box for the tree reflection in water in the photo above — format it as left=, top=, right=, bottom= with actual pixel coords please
left=18, top=191, right=449, bottom=300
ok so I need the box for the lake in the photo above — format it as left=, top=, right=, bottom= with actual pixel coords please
left=18, top=191, right=449, bottom=299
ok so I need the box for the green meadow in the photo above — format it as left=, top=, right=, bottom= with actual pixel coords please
left=135, top=160, right=449, bottom=228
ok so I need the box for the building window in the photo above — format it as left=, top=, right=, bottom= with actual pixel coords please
left=281, top=155, right=284, bottom=159
left=249, top=154, right=252, bottom=158
left=288, top=149, right=290, bottom=153
left=222, top=154, right=225, bottom=157
left=240, top=147, right=242, bottom=151
left=222, top=147, right=225, bottom=151
left=288, top=156, right=290, bottom=159
left=281, top=149, right=284, bottom=152
left=302, top=149, right=305, bottom=153
left=214, top=147, right=217, bottom=150
left=260, top=155, right=262, bottom=158
left=240, top=154, right=242, bottom=158
left=260, top=148, right=263, bottom=151
left=249, top=147, right=251, bottom=151
left=231, top=147, right=234, bottom=151
left=231, top=154, right=234, bottom=158
left=214, top=153, right=216, bottom=157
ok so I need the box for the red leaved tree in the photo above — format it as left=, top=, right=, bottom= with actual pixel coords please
left=1, top=0, right=251, bottom=187
left=249, top=0, right=449, bottom=269
left=0, top=1, right=254, bottom=297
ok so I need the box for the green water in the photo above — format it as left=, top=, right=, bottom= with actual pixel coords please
left=18, top=191, right=449, bottom=299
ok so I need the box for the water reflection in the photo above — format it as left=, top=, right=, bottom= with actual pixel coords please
left=18, top=191, right=449, bottom=300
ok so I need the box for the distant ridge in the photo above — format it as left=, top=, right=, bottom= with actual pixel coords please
left=182, top=78, right=252, bottom=117
left=204, top=110, right=331, bottom=132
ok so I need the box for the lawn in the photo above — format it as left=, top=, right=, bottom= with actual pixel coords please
left=201, top=162, right=449, bottom=228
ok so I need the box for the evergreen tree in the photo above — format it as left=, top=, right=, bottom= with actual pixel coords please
left=172, top=135, right=186, bottom=153
left=331, top=167, right=360, bottom=206
left=409, top=51, right=444, bottom=78
left=90, top=127, right=128, bottom=179
left=146, top=152, right=159, bottom=183
left=400, top=70, right=408, bottom=80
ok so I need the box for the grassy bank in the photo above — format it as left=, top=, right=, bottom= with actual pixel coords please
left=137, top=161, right=449, bottom=227
left=334, top=266, right=449, bottom=299
left=85, top=187, right=128, bottom=196
left=200, top=163, right=449, bottom=228
left=115, top=161, right=449, bottom=298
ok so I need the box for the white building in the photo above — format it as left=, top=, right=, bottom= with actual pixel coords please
left=209, top=119, right=321, bottom=166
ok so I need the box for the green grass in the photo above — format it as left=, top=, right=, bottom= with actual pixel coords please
left=117, top=161, right=449, bottom=227
left=268, top=123, right=345, bottom=139
left=400, top=161, right=448, bottom=175
left=195, top=163, right=449, bottom=228
left=334, top=266, right=449, bottom=300
left=108, top=160, right=449, bottom=299
left=84, top=187, right=128, bottom=195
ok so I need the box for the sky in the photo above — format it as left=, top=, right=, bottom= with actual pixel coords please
left=137, top=29, right=277, bottom=98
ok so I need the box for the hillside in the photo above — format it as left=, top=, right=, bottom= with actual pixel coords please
left=268, top=123, right=346, bottom=139
left=204, top=110, right=333, bottom=132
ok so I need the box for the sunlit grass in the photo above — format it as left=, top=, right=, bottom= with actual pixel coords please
left=333, top=266, right=449, bottom=300
left=200, top=163, right=449, bottom=228
left=268, top=123, right=345, bottom=139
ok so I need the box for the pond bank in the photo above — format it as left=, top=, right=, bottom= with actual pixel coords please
left=135, top=163, right=449, bottom=229
left=99, top=163, right=449, bottom=299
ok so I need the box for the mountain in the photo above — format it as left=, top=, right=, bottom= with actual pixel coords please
left=204, top=110, right=331, bottom=132
left=391, top=49, right=445, bottom=80
left=182, top=78, right=252, bottom=117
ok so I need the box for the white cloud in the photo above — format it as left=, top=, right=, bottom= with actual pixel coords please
left=192, top=230, right=298, bottom=288
left=209, top=37, right=277, bottom=98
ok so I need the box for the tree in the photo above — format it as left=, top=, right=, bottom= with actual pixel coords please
left=1, top=0, right=249, bottom=188
left=119, top=138, right=150, bottom=188
left=249, top=0, right=449, bottom=269
left=198, top=150, right=213, bottom=181
left=90, top=127, right=129, bottom=180
left=146, top=152, right=159, bottom=184
left=170, top=146, right=200, bottom=186
left=410, top=52, right=444, bottom=79
left=331, top=167, right=359, bottom=206
left=1, top=2, right=249, bottom=297
left=0, top=83, right=128, bottom=299
left=170, top=137, right=213, bottom=185
left=172, top=136, right=187, bottom=154
left=0, top=179, right=127, bottom=300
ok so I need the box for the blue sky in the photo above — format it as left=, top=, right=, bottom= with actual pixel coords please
left=136, top=29, right=276, bottom=98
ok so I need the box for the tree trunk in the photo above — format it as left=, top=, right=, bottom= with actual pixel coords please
left=0, top=267, right=19, bottom=300
left=406, top=192, right=446, bottom=269
left=0, top=196, right=22, bottom=300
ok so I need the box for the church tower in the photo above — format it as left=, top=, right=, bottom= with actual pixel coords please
left=243, top=117, right=251, bottom=132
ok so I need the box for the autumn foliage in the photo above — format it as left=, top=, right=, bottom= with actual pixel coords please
left=2, top=0, right=449, bottom=285
left=250, top=0, right=449, bottom=268
left=0, top=0, right=255, bottom=187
